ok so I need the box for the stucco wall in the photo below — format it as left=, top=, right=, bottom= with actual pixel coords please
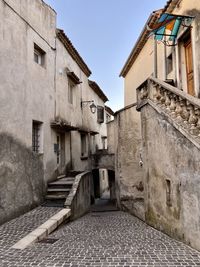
left=0, top=0, right=56, bottom=223
left=0, top=0, right=109, bottom=224
left=141, top=104, right=200, bottom=251
left=124, top=38, right=153, bottom=105
left=56, top=38, right=108, bottom=172
left=107, top=120, right=115, bottom=154
left=123, top=0, right=200, bottom=106
left=0, top=133, right=45, bottom=225
left=113, top=105, right=144, bottom=220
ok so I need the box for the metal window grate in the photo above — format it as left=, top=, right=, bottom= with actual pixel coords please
left=32, top=122, right=40, bottom=153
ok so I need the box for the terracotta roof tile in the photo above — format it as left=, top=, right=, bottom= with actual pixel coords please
left=88, top=80, right=108, bottom=103
left=57, top=29, right=92, bottom=77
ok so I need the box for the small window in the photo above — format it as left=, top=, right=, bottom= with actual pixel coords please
left=81, top=133, right=88, bottom=158
left=166, top=179, right=172, bottom=207
left=68, top=80, right=75, bottom=104
left=32, top=121, right=43, bottom=153
left=34, top=44, right=45, bottom=67
left=167, top=53, right=173, bottom=74
left=97, top=106, right=104, bottom=123
left=101, top=136, right=107, bottom=149
left=106, top=113, right=111, bottom=123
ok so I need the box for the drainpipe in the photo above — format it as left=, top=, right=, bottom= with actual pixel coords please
left=153, top=38, right=158, bottom=78
left=53, top=37, right=57, bottom=119
left=164, top=38, right=167, bottom=80
left=70, top=131, right=73, bottom=170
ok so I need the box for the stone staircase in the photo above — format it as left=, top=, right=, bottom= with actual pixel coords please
left=43, top=171, right=81, bottom=207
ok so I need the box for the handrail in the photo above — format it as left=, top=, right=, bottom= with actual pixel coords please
left=150, top=77, right=200, bottom=108
left=64, top=171, right=90, bottom=208
left=137, top=77, right=200, bottom=138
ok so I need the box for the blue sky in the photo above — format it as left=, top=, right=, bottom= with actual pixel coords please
left=45, top=0, right=167, bottom=111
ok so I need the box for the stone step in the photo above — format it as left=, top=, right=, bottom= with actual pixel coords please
left=47, top=188, right=70, bottom=193
left=48, top=179, right=74, bottom=186
left=45, top=194, right=68, bottom=200
left=42, top=200, right=65, bottom=208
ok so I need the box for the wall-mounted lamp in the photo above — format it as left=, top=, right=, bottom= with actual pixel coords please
left=81, top=100, right=97, bottom=114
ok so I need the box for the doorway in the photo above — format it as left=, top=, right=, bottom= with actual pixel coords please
left=179, top=30, right=195, bottom=96
left=57, top=133, right=65, bottom=174
left=184, top=38, right=195, bottom=96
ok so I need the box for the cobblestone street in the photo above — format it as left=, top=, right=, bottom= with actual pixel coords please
left=0, top=208, right=200, bottom=266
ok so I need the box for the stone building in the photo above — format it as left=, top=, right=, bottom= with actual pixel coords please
left=0, top=0, right=111, bottom=224
left=108, top=0, right=200, bottom=251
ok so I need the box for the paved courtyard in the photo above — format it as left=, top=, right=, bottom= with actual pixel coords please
left=0, top=207, right=200, bottom=266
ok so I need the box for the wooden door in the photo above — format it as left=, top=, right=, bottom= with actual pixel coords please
left=185, top=40, right=195, bottom=96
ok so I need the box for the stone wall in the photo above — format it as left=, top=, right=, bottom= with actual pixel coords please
left=141, top=104, right=200, bottom=251
left=65, top=172, right=91, bottom=220
left=110, top=104, right=145, bottom=220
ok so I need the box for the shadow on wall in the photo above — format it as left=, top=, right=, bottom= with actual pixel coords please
left=0, top=133, right=45, bottom=225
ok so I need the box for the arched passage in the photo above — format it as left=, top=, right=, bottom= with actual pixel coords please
left=91, top=168, right=117, bottom=211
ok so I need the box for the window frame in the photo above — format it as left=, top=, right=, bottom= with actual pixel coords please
left=166, top=53, right=173, bottom=75
left=97, top=106, right=104, bottom=123
left=32, top=120, right=43, bottom=154
left=80, top=133, right=88, bottom=159
left=34, top=43, right=46, bottom=67
left=68, top=79, right=75, bottom=105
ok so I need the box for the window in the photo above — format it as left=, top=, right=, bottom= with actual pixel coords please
left=34, top=43, right=45, bottom=67
left=166, top=179, right=172, bottom=206
left=97, top=106, right=104, bottom=123
left=32, top=121, right=43, bottom=153
left=81, top=133, right=88, bottom=158
left=106, top=113, right=111, bottom=123
left=68, top=80, right=75, bottom=104
left=167, top=53, right=173, bottom=74
left=101, top=136, right=107, bottom=149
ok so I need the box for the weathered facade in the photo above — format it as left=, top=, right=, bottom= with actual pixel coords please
left=0, top=0, right=111, bottom=224
left=107, top=105, right=144, bottom=220
left=0, top=0, right=56, bottom=224
left=114, top=0, right=200, bottom=251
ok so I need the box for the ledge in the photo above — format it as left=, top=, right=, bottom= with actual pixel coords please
left=12, top=208, right=71, bottom=250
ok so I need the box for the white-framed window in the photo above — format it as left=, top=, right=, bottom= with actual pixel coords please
left=34, top=43, right=46, bottom=67
left=32, top=120, right=43, bottom=153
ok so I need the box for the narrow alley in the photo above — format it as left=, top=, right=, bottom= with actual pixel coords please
left=0, top=206, right=200, bottom=267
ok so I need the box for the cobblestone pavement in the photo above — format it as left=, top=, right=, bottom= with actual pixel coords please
left=1, top=209, right=200, bottom=266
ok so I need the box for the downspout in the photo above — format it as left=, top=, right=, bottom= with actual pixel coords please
left=53, top=37, right=57, bottom=119
left=153, top=38, right=158, bottom=78
left=70, top=131, right=73, bottom=170
left=164, top=37, right=167, bottom=80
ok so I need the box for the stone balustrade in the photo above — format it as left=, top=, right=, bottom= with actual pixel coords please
left=137, top=77, right=200, bottom=138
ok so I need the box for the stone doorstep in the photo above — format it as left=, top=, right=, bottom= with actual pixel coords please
left=11, top=208, right=71, bottom=250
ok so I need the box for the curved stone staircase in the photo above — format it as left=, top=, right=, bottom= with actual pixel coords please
left=43, top=172, right=80, bottom=207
